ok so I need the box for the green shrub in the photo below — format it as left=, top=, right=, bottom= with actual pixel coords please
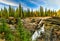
left=0, top=18, right=15, bottom=41
left=17, top=18, right=31, bottom=41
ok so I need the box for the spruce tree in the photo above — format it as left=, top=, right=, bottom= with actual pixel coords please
left=4, top=7, right=9, bottom=18
left=31, top=9, right=34, bottom=17
left=45, top=8, right=48, bottom=16
left=19, top=4, right=23, bottom=18
left=9, top=5, right=12, bottom=17
left=0, top=8, right=3, bottom=18
left=40, top=6, right=44, bottom=16
left=47, top=9, right=51, bottom=16
left=0, top=11, right=1, bottom=18
left=15, top=8, right=19, bottom=18
left=27, top=8, right=30, bottom=17
left=23, top=10, right=27, bottom=18
left=9, top=5, right=15, bottom=17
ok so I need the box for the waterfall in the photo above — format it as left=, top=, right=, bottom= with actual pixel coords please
left=31, top=19, right=45, bottom=41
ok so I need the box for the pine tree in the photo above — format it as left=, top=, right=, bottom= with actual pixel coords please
left=21, top=7, right=24, bottom=18
left=0, top=11, right=1, bottom=18
left=40, top=6, right=44, bottom=16
left=27, top=8, right=31, bottom=17
left=54, top=10, right=57, bottom=16
left=31, top=9, right=34, bottom=17
left=0, top=8, right=3, bottom=18
left=9, top=5, right=15, bottom=17
left=18, top=4, right=23, bottom=18
left=9, top=5, right=12, bottom=17
left=15, top=8, right=19, bottom=18
left=23, top=10, right=27, bottom=18
left=45, top=8, right=48, bottom=16
left=11, top=8, right=15, bottom=17
left=47, top=9, right=51, bottom=16
left=3, top=7, right=9, bottom=18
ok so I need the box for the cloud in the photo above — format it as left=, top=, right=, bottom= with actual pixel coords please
left=42, top=0, right=60, bottom=10
left=0, top=4, right=4, bottom=10
left=0, top=0, right=19, bottom=6
left=29, top=0, right=48, bottom=8
left=0, top=0, right=60, bottom=10
left=30, top=0, right=60, bottom=10
left=21, top=2, right=30, bottom=10
left=0, top=0, right=31, bottom=10
left=0, top=0, right=46, bottom=10
left=29, top=0, right=39, bottom=6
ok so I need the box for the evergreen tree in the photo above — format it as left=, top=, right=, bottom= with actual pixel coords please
left=54, top=10, right=57, bottom=16
left=15, top=8, right=19, bottom=18
left=0, top=11, right=1, bottom=18
left=3, top=7, right=9, bottom=18
left=26, top=8, right=31, bottom=17
left=9, top=5, right=15, bottom=17
left=31, top=9, right=34, bottom=17
left=23, top=10, right=27, bottom=18
left=9, top=5, right=12, bottom=17
left=18, top=4, right=23, bottom=18
left=47, top=9, right=51, bottom=16
left=11, top=8, right=15, bottom=17
left=0, top=8, right=3, bottom=18
left=52, top=10, right=57, bottom=17
left=45, top=8, right=48, bottom=16
left=21, top=7, right=24, bottom=18
left=40, top=6, right=44, bottom=16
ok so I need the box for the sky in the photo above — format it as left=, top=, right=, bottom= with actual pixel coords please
left=0, top=0, right=60, bottom=10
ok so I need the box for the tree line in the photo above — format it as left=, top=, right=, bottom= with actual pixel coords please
left=0, top=4, right=60, bottom=19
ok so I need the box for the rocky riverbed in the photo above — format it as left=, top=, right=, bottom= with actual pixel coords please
left=0, top=17, right=60, bottom=41
left=22, top=17, right=60, bottom=41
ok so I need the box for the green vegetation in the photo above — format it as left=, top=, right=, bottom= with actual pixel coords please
left=0, top=18, right=31, bottom=41
left=17, top=18, right=31, bottom=41
left=0, top=18, right=14, bottom=41
left=0, top=4, right=59, bottom=19
left=0, top=4, right=60, bottom=41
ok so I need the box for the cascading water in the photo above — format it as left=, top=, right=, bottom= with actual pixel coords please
left=31, top=19, right=45, bottom=41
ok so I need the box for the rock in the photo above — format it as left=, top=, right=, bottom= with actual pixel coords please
left=22, top=17, right=60, bottom=41
left=8, top=17, right=14, bottom=20
left=9, top=24, right=15, bottom=31
left=0, top=39, right=5, bottom=41
left=31, top=19, right=35, bottom=23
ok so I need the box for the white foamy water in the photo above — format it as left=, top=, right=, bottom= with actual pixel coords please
left=31, top=19, right=45, bottom=41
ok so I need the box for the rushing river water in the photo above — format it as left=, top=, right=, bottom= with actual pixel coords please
left=31, top=19, right=45, bottom=41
